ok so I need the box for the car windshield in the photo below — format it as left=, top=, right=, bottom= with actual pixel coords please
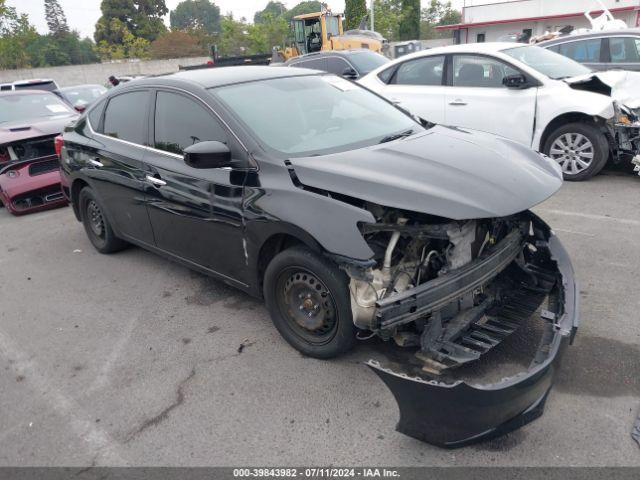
left=212, top=75, right=418, bottom=157
left=61, top=85, right=107, bottom=106
left=0, top=93, right=74, bottom=124
left=503, top=45, right=592, bottom=79
left=349, top=51, right=389, bottom=75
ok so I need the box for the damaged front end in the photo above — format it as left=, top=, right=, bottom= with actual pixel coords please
left=610, top=103, right=640, bottom=176
left=343, top=206, right=578, bottom=447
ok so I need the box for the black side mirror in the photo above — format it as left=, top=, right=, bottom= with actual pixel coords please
left=503, top=74, right=529, bottom=89
left=184, top=141, right=231, bottom=169
left=342, top=67, right=359, bottom=80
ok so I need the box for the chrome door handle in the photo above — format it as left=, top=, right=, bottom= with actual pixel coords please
left=145, top=175, right=166, bottom=187
left=88, top=158, right=103, bottom=167
left=449, top=99, right=467, bottom=106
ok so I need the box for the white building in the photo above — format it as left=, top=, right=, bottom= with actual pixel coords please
left=437, top=0, right=640, bottom=43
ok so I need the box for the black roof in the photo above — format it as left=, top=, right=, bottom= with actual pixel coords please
left=283, top=49, right=378, bottom=64
left=148, top=65, right=317, bottom=89
left=539, top=27, right=640, bottom=46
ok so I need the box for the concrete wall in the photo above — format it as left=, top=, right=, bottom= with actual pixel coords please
left=0, top=56, right=211, bottom=87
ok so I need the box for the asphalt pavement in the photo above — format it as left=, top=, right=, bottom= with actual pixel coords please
left=0, top=169, right=639, bottom=466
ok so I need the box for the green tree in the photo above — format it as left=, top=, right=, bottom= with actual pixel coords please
left=95, top=0, right=167, bottom=45
left=248, top=12, right=288, bottom=52
left=0, top=1, right=39, bottom=69
left=170, top=0, right=220, bottom=34
left=420, top=0, right=461, bottom=39
left=372, top=0, right=402, bottom=41
left=44, top=0, right=69, bottom=36
left=399, top=0, right=420, bottom=40
left=344, top=0, right=367, bottom=31
left=216, top=14, right=250, bottom=57
left=254, top=1, right=286, bottom=24
left=96, top=17, right=150, bottom=59
left=284, top=1, right=321, bottom=22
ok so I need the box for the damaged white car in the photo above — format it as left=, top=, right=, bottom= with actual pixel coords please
left=359, top=42, right=640, bottom=181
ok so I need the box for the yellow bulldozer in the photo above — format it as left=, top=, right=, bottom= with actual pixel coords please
left=274, top=3, right=386, bottom=62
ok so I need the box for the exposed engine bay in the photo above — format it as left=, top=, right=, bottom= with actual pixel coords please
left=0, top=135, right=57, bottom=164
left=346, top=205, right=561, bottom=375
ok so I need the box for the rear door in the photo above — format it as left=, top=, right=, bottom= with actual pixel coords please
left=84, top=89, right=155, bottom=244
left=444, top=54, right=537, bottom=147
left=142, top=89, right=248, bottom=284
left=375, top=54, right=447, bottom=124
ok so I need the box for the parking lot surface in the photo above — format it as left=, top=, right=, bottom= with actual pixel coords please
left=1, top=169, right=639, bottom=467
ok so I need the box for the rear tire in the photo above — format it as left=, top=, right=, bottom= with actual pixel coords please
left=263, top=246, right=356, bottom=358
left=543, top=122, right=609, bottom=181
left=79, top=187, right=127, bottom=254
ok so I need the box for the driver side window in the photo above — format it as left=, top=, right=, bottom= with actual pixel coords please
left=154, top=91, right=228, bottom=156
left=452, top=55, right=520, bottom=88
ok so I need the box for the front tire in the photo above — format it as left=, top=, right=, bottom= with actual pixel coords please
left=79, top=187, right=127, bottom=254
left=263, top=246, right=356, bottom=358
left=543, top=122, right=609, bottom=181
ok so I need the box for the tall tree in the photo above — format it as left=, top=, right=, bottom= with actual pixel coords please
left=170, top=0, right=220, bottom=34
left=95, top=0, right=168, bottom=44
left=284, top=1, right=321, bottom=22
left=398, top=0, right=420, bottom=40
left=44, top=0, right=69, bottom=36
left=372, top=0, right=402, bottom=41
left=421, top=0, right=461, bottom=39
left=344, top=0, right=366, bottom=31
left=254, top=1, right=286, bottom=24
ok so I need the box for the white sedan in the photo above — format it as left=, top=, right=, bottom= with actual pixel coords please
left=359, top=42, right=640, bottom=181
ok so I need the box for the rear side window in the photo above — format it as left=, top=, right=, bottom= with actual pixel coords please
left=102, top=91, right=149, bottom=144
left=609, top=37, right=640, bottom=63
left=153, top=91, right=227, bottom=155
left=393, top=56, right=444, bottom=86
left=558, top=39, right=601, bottom=62
left=87, top=99, right=105, bottom=130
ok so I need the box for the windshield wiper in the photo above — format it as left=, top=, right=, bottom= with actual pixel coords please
left=379, top=129, right=414, bottom=144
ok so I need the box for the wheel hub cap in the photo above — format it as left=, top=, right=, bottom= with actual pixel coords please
left=549, top=133, right=594, bottom=175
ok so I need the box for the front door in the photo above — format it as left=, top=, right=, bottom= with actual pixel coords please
left=143, top=90, right=248, bottom=285
left=445, top=54, right=537, bottom=147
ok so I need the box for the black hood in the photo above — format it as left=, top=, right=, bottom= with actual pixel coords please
left=288, top=125, right=563, bottom=220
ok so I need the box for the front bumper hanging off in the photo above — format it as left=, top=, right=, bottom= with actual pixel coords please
left=367, top=232, right=579, bottom=448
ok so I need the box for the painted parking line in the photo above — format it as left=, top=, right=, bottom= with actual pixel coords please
left=0, top=329, right=128, bottom=465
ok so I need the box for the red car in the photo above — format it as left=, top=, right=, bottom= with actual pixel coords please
left=0, top=90, right=78, bottom=215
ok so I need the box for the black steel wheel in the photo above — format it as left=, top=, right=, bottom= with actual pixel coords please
left=79, top=187, right=127, bottom=254
left=264, top=246, right=356, bottom=358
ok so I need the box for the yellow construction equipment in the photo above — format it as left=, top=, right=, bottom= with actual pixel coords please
left=275, top=3, right=385, bottom=62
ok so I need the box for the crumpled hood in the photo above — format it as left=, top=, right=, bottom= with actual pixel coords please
left=565, top=70, right=640, bottom=108
left=0, top=114, right=77, bottom=145
left=288, top=125, right=563, bottom=220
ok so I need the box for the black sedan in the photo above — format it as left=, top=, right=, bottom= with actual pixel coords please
left=59, top=66, right=578, bottom=447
